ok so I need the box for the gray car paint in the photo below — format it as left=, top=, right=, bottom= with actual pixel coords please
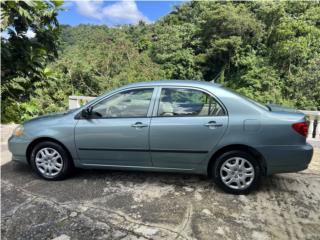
left=8, top=80, right=313, bottom=175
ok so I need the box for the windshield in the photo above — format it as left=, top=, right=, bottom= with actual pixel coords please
left=64, top=108, right=79, bottom=114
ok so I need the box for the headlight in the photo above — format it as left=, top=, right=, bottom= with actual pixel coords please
left=13, top=125, right=24, bottom=137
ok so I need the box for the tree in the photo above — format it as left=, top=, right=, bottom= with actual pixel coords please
left=2, top=1, right=319, bottom=123
left=1, top=0, right=63, bottom=122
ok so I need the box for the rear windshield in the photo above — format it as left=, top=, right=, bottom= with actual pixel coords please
left=223, top=87, right=270, bottom=111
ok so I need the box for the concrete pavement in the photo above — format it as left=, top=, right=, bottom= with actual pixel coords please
left=1, top=128, right=320, bottom=240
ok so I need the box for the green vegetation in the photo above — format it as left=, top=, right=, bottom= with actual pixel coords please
left=1, top=1, right=320, bottom=123
left=1, top=0, right=63, bottom=122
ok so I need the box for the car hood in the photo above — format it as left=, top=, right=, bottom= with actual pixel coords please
left=23, top=109, right=76, bottom=125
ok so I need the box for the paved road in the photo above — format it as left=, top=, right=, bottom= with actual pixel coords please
left=1, top=135, right=320, bottom=239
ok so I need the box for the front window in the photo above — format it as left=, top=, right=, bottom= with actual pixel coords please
left=91, top=88, right=153, bottom=118
left=158, top=88, right=225, bottom=117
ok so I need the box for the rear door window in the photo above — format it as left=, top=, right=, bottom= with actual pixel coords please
left=158, top=88, right=225, bottom=117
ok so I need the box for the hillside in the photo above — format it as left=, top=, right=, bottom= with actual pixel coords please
left=2, top=1, right=320, bottom=122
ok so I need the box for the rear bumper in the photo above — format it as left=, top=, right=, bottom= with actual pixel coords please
left=256, top=144, right=313, bottom=175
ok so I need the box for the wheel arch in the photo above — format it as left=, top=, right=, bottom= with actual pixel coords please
left=26, top=137, right=74, bottom=166
left=207, top=144, right=267, bottom=177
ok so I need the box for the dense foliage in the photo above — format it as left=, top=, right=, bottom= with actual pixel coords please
left=1, top=0, right=63, bottom=122
left=1, top=1, right=320, bottom=123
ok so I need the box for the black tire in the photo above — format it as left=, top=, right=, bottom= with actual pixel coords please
left=212, top=150, right=261, bottom=194
left=30, top=141, right=73, bottom=180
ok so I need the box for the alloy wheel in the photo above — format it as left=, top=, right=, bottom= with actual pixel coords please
left=35, top=147, right=63, bottom=177
left=220, top=157, right=255, bottom=190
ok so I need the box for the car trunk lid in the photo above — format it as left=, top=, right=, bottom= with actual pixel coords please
left=267, top=104, right=309, bottom=138
left=266, top=104, right=300, bottom=113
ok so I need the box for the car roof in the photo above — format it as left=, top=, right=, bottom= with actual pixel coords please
left=84, top=80, right=268, bottom=115
left=123, top=80, right=222, bottom=89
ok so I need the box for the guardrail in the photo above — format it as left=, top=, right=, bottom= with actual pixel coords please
left=68, top=95, right=96, bottom=109
left=68, top=96, right=320, bottom=140
left=301, top=111, right=320, bottom=140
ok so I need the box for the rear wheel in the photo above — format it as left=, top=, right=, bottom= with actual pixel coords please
left=30, top=141, right=73, bottom=180
left=212, top=150, right=260, bottom=194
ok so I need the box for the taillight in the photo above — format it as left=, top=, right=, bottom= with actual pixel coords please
left=292, top=122, right=309, bottom=137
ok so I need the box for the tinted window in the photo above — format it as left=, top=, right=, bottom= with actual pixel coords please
left=92, top=88, right=153, bottom=118
left=158, top=88, right=225, bottom=117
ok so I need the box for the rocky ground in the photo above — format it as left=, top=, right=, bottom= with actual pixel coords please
left=1, top=125, right=320, bottom=240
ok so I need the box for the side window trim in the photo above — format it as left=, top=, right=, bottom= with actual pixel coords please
left=83, top=87, right=156, bottom=119
left=152, top=86, right=227, bottom=118
left=149, top=87, right=161, bottom=117
left=151, top=87, right=162, bottom=117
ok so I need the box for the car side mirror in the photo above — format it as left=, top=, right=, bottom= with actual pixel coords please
left=81, top=107, right=92, bottom=118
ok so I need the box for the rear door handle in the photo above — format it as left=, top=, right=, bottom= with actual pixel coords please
left=131, top=122, right=148, bottom=128
left=204, top=121, right=223, bottom=128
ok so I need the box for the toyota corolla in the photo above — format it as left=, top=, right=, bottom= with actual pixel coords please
left=8, top=80, right=313, bottom=194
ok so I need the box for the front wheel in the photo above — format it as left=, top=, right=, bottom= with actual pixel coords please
left=212, top=151, right=261, bottom=194
left=30, top=141, right=73, bottom=180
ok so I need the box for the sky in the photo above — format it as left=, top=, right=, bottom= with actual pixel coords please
left=1, top=0, right=185, bottom=39
left=58, top=0, right=187, bottom=26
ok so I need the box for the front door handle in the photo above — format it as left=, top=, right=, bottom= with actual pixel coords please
left=204, top=121, right=223, bottom=128
left=131, top=122, right=148, bottom=128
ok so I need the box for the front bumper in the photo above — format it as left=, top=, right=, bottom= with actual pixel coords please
left=256, top=143, right=313, bottom=175
left=8, top=135, right=29, bottom=164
